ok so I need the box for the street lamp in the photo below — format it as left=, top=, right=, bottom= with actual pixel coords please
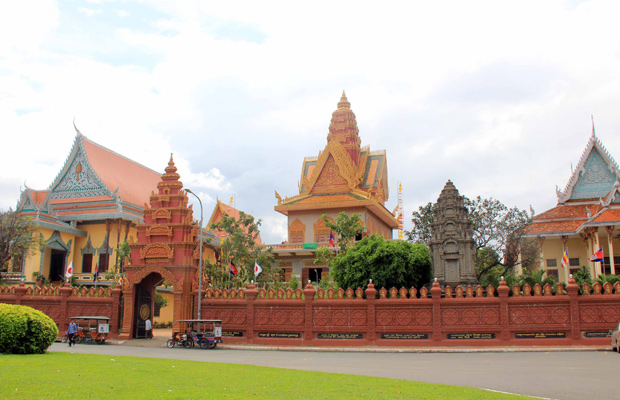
left=184, top=188, right=203, bottom=321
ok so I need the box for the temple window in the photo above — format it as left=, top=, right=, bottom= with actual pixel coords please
left=569, top=258, right=580, bottom=267
left=546, top=269, right=559, bottom=279
left=82, top=254, right=93, bottom=273
left=99, top=253, right=110, bottom=273
left=289, top=219, right=305, bottom=244
left=546, top=259, right=557, bottom=268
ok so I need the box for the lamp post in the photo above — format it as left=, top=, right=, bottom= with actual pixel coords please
left=184, top=188, right=203, bottom=321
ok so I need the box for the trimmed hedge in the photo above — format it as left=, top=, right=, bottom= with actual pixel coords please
left=0, top=303, right=59, bottom=354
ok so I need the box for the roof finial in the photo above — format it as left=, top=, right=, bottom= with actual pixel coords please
left=591, top=114, right=596, bottom=138
left=338, top=90, right=350, bottom=109
left=73, top=117, right=82, bottom=136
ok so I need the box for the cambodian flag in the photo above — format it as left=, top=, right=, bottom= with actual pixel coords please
left=329, top=231, right=335, bottom=247
left=93, top=263, right=99, bottom=282
left=589, top=248, right=604, bottom=262
left=229, top=261, right=238, bottom=276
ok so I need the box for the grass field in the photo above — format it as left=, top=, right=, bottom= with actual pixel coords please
left=0, top=352, right=531, bottom=399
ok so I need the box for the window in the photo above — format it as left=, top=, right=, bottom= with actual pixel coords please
left=154, top=301, right=161, bottom=317
left=82, top=254, right=93, bottom=273
left=546, top=269, right=559, bottom=279
left=99, top=253, right=109, bottom=273
left=569, top=258, right=580, bottom=267
left=546, top=259, right=557, bottom=268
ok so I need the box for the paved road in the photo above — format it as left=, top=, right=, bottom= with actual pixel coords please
left=50, top=342, right=619, bottom=400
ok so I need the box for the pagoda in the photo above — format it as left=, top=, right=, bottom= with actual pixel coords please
left=119, top=156, right=206, bottom=339
left=273, top=92, right=398, bottom=283
left=429, top=180, right=477, bottom=287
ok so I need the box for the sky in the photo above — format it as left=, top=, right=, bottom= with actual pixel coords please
left=2, top=0, right=620, bottom=244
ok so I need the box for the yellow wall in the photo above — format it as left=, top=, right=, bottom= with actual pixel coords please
left=154, top=289, right=174, bottom=325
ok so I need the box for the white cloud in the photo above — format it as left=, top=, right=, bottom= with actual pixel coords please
left=2, top=0, right=620, bottom=243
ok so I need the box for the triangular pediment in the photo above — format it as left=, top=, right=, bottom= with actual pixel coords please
left=48, top=134, right=110, bottom=200
left=304, top=140, right=363, bottom=195
left=557, top=134, right=620, bottom=203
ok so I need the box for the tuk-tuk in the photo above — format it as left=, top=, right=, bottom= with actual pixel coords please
left=170, top=319, right=222, bottom=349
left=66, top=316, right=110, bottom=345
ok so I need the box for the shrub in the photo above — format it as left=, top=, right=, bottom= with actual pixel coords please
left=0, top=303, right=59, bottom=354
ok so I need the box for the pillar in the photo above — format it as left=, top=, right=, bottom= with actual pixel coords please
left=497, top=277, right=510, bottom=341
left=303, top=281, right=316, bottom=345
left=430, top=278, right=442, bottom=342
left=245, top=283, right=258, bottom=342
left=365, top=280, right=377, bottom=344
left=605, top=226, right=615, bottom=275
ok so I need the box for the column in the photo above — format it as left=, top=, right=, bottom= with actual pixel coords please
left=537, top=237, right=546, bottom=272
left=605, top=226, right=615, bottom=275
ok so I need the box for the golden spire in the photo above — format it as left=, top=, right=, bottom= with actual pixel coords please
left=338, top=90, right=350, bottom=109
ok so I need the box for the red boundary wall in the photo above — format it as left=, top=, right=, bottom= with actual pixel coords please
left=199, top=278, right=620, bottom=347
left=0, top=282, right=122, bottom=338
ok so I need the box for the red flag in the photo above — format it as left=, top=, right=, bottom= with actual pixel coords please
left=229, top=262, right=238, bottom=276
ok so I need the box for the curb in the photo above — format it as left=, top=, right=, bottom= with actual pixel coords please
left=103, top=339, right=611, bottom=353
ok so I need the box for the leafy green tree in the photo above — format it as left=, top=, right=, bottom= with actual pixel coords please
left=154, top=291, right=168, bottom=310
left=330, top=234, right=432, bottom=290
left=405, top=202, right=436, bottom=247
left=0, top=210, right=45, bottom=272
left=321, top=212, right=365, bottom=253
left=206, top=211, right=276, bottom=287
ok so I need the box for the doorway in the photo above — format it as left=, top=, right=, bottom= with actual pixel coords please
left=49, top=250, right=66, bottom=282
left=133, top=283, right=153, bottom=339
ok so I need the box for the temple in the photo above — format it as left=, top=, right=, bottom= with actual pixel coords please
left=14, top=131, right=164, bottom=284
left=524, top=128, right=620, bottom=282
left=273, top=92, right=398, bottom=283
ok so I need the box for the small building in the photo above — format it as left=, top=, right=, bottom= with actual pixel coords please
left=524, top=130, right=620, bottom=282
left=273, top=93, right=398, bottom=283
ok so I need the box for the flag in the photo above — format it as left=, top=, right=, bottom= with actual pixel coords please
left=590, top=248, right=604, bottom=262
left=118, top=276, right=124, bottom=288
left=329, top=231, right=335, bottom=247
left=561, top=250, right=569, bottom=268
left=229, top=195, right=234, bottom=205
left=93, top=263, right=99, bottom=282
left=65, top=261, right=73, bottom=279
left=229, top=261, right=238, bottom=276
left=254, top=261, right=263, bottom=277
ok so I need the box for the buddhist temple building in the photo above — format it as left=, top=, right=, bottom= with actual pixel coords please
left=524, top=129, right=620, bottom=283
left=208, top=199, right=263, bottom=245
left=12, top=130, right=219, bottom=330
left=273, top=92, right=399, bottom=283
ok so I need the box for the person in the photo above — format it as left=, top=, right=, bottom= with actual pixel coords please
left=67, top=320, right=78, bottom=347
left=145, top=318, right=152, bottom=339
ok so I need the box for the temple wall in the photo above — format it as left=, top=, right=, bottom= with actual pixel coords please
left=0, top=283, right=122, bottom=339
left=199, top=280, right=619, bottom=347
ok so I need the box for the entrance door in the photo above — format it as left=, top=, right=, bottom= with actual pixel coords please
left=50, top=250, right=66, bottom=282
left=133, top=284, right=152, bottom=339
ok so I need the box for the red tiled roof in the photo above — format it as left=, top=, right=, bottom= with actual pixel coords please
left=208, top=200, right=262, bottom=245
left=535, top=203, right=597, bottom=220
left=81, top=136, right=161, bottom=207
left=28, top=189, right=49, bottom=206
left=526, top=220, right=585, bottom=234
left=591, top=208, right=620, bottom=223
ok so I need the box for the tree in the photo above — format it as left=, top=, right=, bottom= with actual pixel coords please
left=313, top=212, right=365, bottom=270
left=206, top=211, right=276, bottom=287
left=330, top=234, right=432, bottom=290
left=0, top=210, right=44, bottom=272
left=321, top=212, right=365, bottom=253
left=405, top=196, right=537, bottom=280
left=405, top=202, right=436, bottom=247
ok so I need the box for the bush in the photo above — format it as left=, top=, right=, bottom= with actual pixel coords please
left=0, top=303, right=59, bottom=354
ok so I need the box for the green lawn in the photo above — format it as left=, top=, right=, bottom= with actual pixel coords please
left=0, top=352, right=531, bottom=399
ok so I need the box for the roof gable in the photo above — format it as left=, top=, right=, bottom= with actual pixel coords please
left=48, top=135, right=110, bottom=200
left=557, top=132, right=620, bottom=203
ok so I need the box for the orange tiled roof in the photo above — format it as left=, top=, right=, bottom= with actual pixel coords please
left=526, top=220, right=585, bottom=235
left=81, top=136, right=161, bottom=207
left=208, top=200, right=262, bottom=245
left=591, top=208, right=620, bottom=223
left=535, top=203, right=597, bottom=220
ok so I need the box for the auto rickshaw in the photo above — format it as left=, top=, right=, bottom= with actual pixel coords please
left=66, top=316, right=110, bottom=344
left=171, top=319, right=222, bottom=349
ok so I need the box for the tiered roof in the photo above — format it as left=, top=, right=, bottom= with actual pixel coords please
left=275, top=92, right=397, bottom=228
left=17, top=131, right=163, bottom=234
left=208, top=200, right=262, bottom=245
left=527, top=129, right=620, bottom=236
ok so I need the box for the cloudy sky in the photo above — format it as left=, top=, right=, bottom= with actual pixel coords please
left=2, top=0, right=620, bottom=244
